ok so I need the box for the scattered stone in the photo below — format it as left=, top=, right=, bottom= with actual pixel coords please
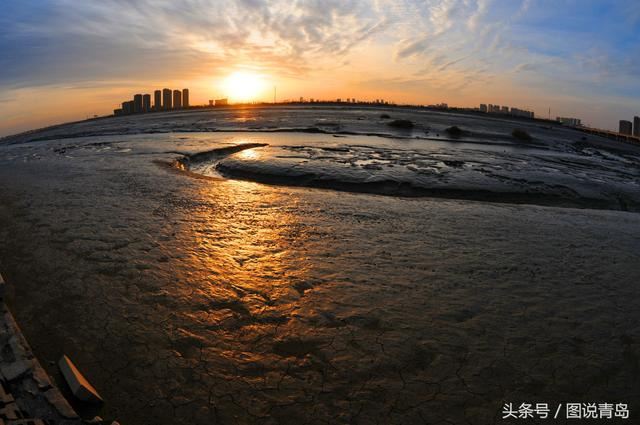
left=512, top=128, right=532, bottom=141
left=88, top=416, right=103, bottom=423
left=387, top=119, right=414, bottom=129
left=445, top=126, right=464, bottom=137
left=44, top=388, right=80, bottom=419
left=32, top=365, right=52, bottom=390
left=443, top=160, right=465, bottom=168
left=58, top=355, right=103, bottom=404
left=9, top=334, right=33, bottom=360
left=0, top=402, right=20, bottom=420
left=380, top=113, right=391, bottom=119
left=0, top=382, right=15, bottom=404
left=0, top=360, right=32, bottom=382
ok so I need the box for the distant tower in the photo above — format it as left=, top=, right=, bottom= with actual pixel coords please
left=154, top=90, right=162, bottom=110
left=182, top=89, right=189, bottom=108
left=619, top=120, right=633, bottom=135
left=162, top=88, right=172, bottom=110
left=173, top=90, right=182, bottom=109
left=142, top=94, right=151, bottom=112
left=634, top=116, right=640, bottom=137
left=133, top=94, right=143, bottom=113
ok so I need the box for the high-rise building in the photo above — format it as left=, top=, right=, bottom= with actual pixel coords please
left=142, top=94, right=151, bottom=112
left=162, top=88, right=172, bottom=110
left=173, top=90, right=182, bottom=109
left=154, top=90, right=162, bottom=110
left=123, top=100, right=135, bottom=115
left=634, top=116, right=640, bottom=137
left=133, top=94, right=143, bottom=113
left=480, top=104, right=487, bottom=113
left=182, top=89, right=189, bottom=108
left=215, top=98, right=228, bottom=106
left=619, top=120, right=632, bottom=135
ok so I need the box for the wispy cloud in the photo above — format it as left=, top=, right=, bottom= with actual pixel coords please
left=0, top=0, right=392, bottom=86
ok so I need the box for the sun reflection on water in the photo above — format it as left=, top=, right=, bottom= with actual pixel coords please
left=236, top=147, right=261, bottom=161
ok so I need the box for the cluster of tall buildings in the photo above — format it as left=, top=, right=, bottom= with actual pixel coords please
left=557, top=117, right=582, bottom=127
left=479, top=104, right=534, bottom=119
left=114, top=88, right=190, bottom=116
left=619, top=116, right=640, bottom=136
left=207, top=98, right=228, bottom=106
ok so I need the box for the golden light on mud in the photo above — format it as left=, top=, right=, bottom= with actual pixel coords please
left=187, top=181, right=311, bottom=321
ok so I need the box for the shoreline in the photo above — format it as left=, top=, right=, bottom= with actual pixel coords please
left=0, top=103, right=551, bottom=142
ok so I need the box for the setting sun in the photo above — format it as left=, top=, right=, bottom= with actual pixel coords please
left=222, top=71, right=266, bottom=103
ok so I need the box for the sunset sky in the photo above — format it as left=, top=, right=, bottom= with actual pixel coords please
left=1, top=0, right=640, bottom=136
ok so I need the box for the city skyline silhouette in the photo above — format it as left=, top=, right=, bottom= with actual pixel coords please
left=1, top=1, right=640, bottom=136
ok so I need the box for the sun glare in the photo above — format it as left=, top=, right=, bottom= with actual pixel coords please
left=222, top=71, right=265, bottom=102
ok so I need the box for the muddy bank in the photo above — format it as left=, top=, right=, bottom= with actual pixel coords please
left=0, top=108, right=639, bottom=424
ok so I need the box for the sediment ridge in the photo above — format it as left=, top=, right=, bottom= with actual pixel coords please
left=176, top=145, right=640, bottom=213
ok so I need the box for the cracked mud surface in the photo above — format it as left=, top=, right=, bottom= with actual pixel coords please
left=0, top=108, right=639, bottom=424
